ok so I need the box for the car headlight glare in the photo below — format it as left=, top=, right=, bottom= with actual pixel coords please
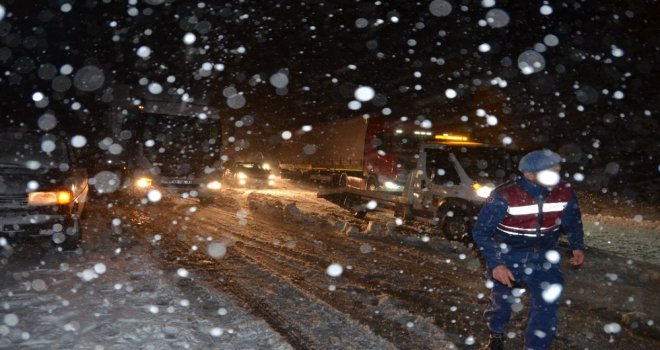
left=206, top=181, right=222, bottom=190
left=473, top=183, right=494, bottom=198
left=135, top=177, right=152, bottom=188
left=268, top=174, right=276, bottom=180
left=28, top=190, right=72, bottom=205
left=384, top=181, right=403, bottom=191
left=237, top=172, right=248, bottom=180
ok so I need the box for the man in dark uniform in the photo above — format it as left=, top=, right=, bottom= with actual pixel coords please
left=473, top=149, right=586, bottom=350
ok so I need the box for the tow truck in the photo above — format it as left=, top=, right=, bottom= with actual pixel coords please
left=318, top=137, right=523, bottom=240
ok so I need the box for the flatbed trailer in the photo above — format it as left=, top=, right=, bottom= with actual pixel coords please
left=317, top=187, right=410, bottom=215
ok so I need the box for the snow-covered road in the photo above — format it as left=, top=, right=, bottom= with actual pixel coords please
left=582, top=213, right=660, bottom=265
left=0, top=205, right=291, bottom=349
left=1, top=180, right=658, bottom=349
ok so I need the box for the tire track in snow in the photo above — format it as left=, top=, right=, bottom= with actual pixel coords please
left=230, top=240, right=458, bottom=350
left=155, top=232, right=399, bottom=350
left=130, top=199, right=402, bottom=349
left=125, top=188, right=660, bottom=350
left=164, top=197, right=473, bottom=347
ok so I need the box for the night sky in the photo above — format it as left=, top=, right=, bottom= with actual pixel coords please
left=0, top=0, right=658, bottom=198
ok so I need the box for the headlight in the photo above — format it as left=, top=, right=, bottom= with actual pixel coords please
left=28, top=190, right=72, bottom=205
left=268, top=174, right=276, bottom=180
left=237, top=172, right=248, bottom=180
left=473, top=183, right=494, bottom=198
left=206, top=181, right=222, bottom=190
left=384, top=181, right=403, bottom=191
left=262, top=163, right=271, bottom=170
left=135, top=177, right=152, bottom=188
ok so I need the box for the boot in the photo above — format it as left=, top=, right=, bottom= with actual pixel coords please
left=484, top=333, right=504, bottom=350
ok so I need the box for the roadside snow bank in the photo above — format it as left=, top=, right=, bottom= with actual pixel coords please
left=247, top=191, right=660, bottom=267
left=582, top=214, right=660, bottom=265
left=247, top=193, right=396, bottom=237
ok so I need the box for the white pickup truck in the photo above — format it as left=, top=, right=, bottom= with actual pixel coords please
left=318, top=141, right=523, bottom=240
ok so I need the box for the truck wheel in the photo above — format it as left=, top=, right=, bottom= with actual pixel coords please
left=439, top=208, right=469, bottom=241
left=366, top=178, right=378, bottom=191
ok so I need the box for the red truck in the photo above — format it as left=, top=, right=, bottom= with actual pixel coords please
left=278, top=115, right=459, bottom=191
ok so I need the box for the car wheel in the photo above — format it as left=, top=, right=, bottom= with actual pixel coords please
left=59, top=219, right=82, bottom=250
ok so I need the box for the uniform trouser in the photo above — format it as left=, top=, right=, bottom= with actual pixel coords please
left=485, top=250, right=564, bottom=350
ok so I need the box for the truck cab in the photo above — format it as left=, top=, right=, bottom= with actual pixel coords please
left=102, top=84, right=224, bottom=205
left=128, top=101, right=223, bottom=204
left=321, top=138, right=523, bottom=241
left=404, top=142, right=522, bottom=239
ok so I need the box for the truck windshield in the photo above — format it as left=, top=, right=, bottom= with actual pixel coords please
left=140, top=114, right=220, bottom=176
left=426, top=146, right=523, bottom=185
left=0, top=131, right=69, bottom=169
left=454, top=147, right=523, bottom=183
left=374, top=131, right=434, bottom=179
left=236, top=163, right=268, bottom=171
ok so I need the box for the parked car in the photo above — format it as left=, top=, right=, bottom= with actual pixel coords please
left=223, top=161, right=276, bottom=188
left=0, top=130, right=89, bottom=249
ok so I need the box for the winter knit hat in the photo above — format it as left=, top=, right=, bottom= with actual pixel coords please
left=518, top=149, right=562, bottom=173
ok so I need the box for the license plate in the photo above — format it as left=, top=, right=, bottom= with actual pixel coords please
left=161, top=179, right=193, bottom=185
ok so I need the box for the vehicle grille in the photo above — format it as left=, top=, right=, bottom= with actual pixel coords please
left=0, top=194, right=28, bottom=208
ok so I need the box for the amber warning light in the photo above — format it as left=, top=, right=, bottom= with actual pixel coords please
left=435, top=134, right=469, bottom=141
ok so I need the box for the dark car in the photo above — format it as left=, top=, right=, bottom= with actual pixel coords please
left=0, top=130, right=89, bottom=249
left=223, top=161, right=276, bottom=188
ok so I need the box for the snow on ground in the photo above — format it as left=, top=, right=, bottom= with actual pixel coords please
left=230, top=181, right=660, bottom=348
left=168, top=189, right=459, bottom=349
left=0, top=208, right=291, bottom=349
left=0, top=179, right=657, bottom=349
left=253, top=179, right=660, bottom=266
left=242, top=182, right=660, bottom=345
left=582, top=214, right=660, bottom=265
